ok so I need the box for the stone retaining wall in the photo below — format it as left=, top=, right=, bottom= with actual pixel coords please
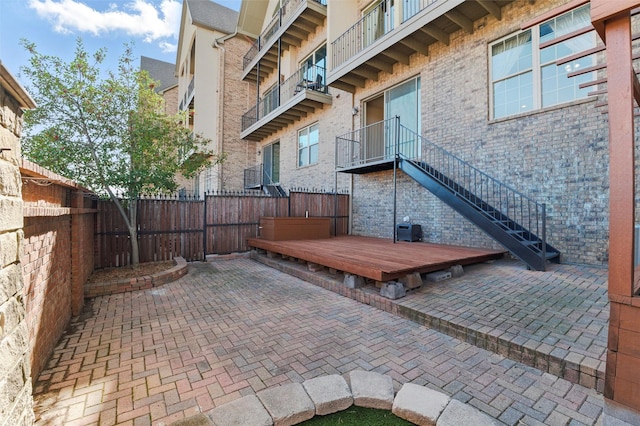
left=0, top=63, right=35, bottom=426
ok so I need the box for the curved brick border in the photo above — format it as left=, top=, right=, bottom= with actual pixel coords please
left=84, top=257, right=188, bottom=298
left=171, top=370, right=498, bottom=426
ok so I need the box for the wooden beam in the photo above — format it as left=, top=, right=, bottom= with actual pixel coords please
left=606, top=12, right=635, bottom=297
left=286, top=27, right=309, bottom=41
left=419, top=25, right=449, bottom=46
left=351, top=67, right=380, bottom=82
left=299, top=12, right=325, bottom=26
left=539, top=26, right=593, bottom=50
left=556, top=45, right=604, bottom=66
left=591, top=0, right=638, bottom=41
left=579, top=77, right=607, bottom=89
left=476, top=0, right=501, bottom=21
left=291, top=20, right=316, bottom=34
left=329, top=80, right=356, bottom=93
left=399, top=37, right=429, bottom=56
left=445, top=10, right=474, bottom=34
left=380, top=49, right=410, bottom=65
left=588, top=88, right=607, bottom=96
left=367, top=59, right=394, bottom=74
left=521, top=0, right=588, bottom=30
left=567, top=62, right=606, bottom=78
left=341, top=74, right=366, bottom=88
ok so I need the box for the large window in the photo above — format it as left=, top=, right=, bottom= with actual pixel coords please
left=298, top=123, right=319, bottom=167
left=490, top=4, right=594, bottom=119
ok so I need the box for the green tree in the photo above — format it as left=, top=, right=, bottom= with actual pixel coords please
left=21, top=38, right=220, bottom=266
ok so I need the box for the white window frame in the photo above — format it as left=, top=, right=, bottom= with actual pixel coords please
left=298, top=123, right=319, bottom=167
left=489, top=4, right=595, bottom=120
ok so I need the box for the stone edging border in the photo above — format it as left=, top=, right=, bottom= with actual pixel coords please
left=84, top=257, right=188, bottom=298
left=250, top=251, right=605, bottom=392
left=171, top=370, right=498, bottom=426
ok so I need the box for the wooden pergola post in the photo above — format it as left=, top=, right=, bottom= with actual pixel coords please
left=591, top=0, right=640, bottom=417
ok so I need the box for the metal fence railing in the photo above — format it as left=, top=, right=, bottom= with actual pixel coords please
left=243, top=0, right=327, bottom=70
left=242, top=64, right=327, bottom=131
left=331, top=0, right=440, bottom=69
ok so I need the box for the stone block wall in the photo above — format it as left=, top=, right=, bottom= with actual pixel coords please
left=20, top=160, right=96, bottom=383
left=0, top=68, right=35, bottom=425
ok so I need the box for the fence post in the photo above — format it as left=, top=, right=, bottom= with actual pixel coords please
left=334, top=172, right=338, bottom=236
left=203, top=193, right=207, bottom=261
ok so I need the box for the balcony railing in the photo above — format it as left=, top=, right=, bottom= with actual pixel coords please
left=243, top=0, right=327, bottom=70
left=241, top=64, right=328, bottom=131
left=331, top=0, right=440, bottom=69
left=335, top=117, right=400, bottom=168
left=244, top=164, right=263, bottom=189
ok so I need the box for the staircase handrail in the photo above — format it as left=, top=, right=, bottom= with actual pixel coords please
left=396, top=125, right=540, bottom=208
left=394, top=120, right=548, bottom=254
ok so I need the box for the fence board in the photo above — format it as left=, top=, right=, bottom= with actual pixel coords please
left=95, top=191, right=349, bottom=268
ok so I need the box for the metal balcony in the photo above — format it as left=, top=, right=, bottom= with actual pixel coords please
left=241, top=64, right=331, bottom=141
left=328, top=0, right=514, bottom=93
left=242, top=0, right=327, bottom=83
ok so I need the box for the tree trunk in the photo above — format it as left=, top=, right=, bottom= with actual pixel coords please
left=128, top=199, right=140, bottom=266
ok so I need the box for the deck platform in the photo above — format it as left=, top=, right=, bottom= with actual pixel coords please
left=247, top=235, right=505, bottom=282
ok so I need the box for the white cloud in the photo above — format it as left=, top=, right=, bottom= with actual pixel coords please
left=28, top=0, right=180, bottom=50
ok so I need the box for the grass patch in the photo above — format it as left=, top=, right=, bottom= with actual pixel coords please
left=299, top=406, right=414, bottom=425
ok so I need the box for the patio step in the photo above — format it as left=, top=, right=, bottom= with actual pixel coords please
left=250, top=251, right=605, bottom=393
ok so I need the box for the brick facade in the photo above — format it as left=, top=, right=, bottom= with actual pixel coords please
left=247, top=21, right=354, bottom=193
left=20, top=161, right=96, bottom=384
left=348, top=0, right=612, bottom=265
left=0, top=65, right=35, bottom=425
left=218, top=35, right=258, bottom=191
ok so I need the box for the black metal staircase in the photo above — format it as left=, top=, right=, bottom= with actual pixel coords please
left=335, top=117, right=560, bottom=271
left=399, top=158, right=560, bottom=271
left=264, top=184, right=287, bottom=197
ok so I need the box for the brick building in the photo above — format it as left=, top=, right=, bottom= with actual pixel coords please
left=229, top=0, right=614, bottom=267
left=0, top=61, right=36, bottom=425
left=175, top=0, right=257, bottom=195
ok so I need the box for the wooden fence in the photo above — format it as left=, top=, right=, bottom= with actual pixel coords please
left=94, top=191, right=349, bottom=268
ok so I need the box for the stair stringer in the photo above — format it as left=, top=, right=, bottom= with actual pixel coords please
left=399, top=159, right=553, bottom=271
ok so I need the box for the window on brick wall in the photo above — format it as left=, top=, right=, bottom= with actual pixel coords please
left=489, top=4, right=595, bottom=119
left=298, top=123, right=319, bottom=167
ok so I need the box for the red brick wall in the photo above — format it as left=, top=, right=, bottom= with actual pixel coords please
left=20, top=161, right=96, bottom=383
left=22, top=215, right=72, bottom=382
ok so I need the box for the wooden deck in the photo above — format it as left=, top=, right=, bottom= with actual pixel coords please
left=247, top=235, right=505, bottom=282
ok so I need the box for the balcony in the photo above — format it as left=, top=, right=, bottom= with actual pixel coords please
left=335, top=117, right=402, bottom=174
left=328, top=0, right=514, bottom=93
left=241, top=64, right=331, bottom=141
left=242, top=0, right=327, bottom=83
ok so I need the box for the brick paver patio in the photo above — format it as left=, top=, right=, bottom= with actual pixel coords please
left=34, top=258, right=605, bottom=425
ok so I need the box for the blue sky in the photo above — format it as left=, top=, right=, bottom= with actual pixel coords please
left=0, top=0, right=241, bottom=86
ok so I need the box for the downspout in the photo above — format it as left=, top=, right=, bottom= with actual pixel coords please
left=213, top=31, right=238, bottom=191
